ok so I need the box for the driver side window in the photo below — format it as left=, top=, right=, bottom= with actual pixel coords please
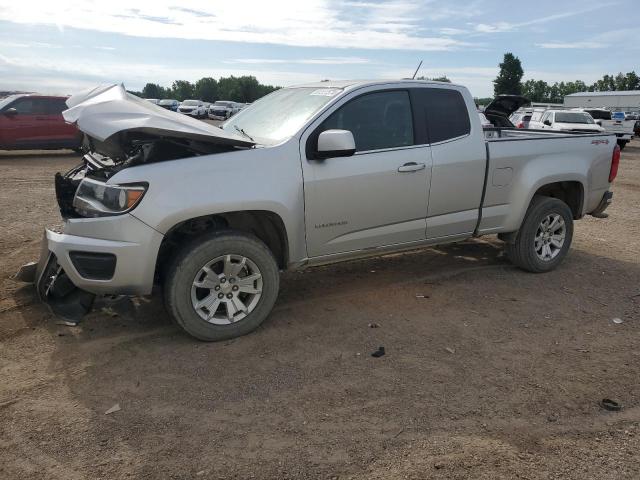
left=320, top=91, right=414, bottom=152
left=10, top=98, right=48, bottom=115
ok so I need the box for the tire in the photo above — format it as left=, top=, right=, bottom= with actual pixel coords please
left=617, top=140, right=627, bottom=150
left=506, top=196, right=574, bottom=273
left=164, top=231, right=280, bottom=341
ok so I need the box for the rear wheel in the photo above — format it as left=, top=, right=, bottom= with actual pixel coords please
left=164, top=231, right=280, bottom=341
left=506, top=196, right=574, bottom=273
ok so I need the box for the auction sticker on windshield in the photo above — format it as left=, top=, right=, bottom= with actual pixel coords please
left=310, top=89, right=341, bottom=97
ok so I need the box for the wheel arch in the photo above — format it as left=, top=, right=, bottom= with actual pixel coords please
left=531, top=180, right=585, bottom=219
left=499, top=179, right=584, bottom=244
left=155, top=210, right=289, bottom=283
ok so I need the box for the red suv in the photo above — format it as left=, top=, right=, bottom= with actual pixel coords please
left=0, top=94, right=82, bottom=150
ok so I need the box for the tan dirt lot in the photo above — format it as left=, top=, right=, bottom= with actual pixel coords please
left=0, top=142, right=639, bottom=479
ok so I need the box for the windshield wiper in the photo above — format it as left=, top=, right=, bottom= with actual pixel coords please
left=233, top=125, right=254, bottom=142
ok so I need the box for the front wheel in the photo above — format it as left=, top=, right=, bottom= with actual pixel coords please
left=164, top=231, right=280, bottom=341
left=506, top=196, right=574, bottom=273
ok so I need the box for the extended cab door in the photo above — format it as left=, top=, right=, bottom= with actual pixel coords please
left=301, top=88, right=432, bottom=257
left=411, top=86, right=487, bottom=238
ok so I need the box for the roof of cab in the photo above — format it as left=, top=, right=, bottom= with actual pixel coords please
left=291, top=79, right=463, bottom=91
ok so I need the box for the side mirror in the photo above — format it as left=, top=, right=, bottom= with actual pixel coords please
left=543, top=119, right=551, bottom=126
left=4, top=107, right=18, bottom=116
left=315, top=129, right=356, bottom=159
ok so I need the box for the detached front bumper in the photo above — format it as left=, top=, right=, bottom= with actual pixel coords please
left=35, top=214, right=163, bottom=297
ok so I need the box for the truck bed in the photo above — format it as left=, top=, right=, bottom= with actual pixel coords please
left=483, top=127, right=610, bottom=141
left=477, top=128, right=615, bottom=235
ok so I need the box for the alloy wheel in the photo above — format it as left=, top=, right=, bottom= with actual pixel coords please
left=190, top=254, right=263, bottom=324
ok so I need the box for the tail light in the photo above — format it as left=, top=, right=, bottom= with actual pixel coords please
left=609, top=144, right=620, bottom=182
left=517, top=122, right=524, bottom=128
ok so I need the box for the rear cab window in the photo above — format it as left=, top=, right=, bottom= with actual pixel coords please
left=411, top=88, right=471, bottom=143
left=586, top=109, right=611, bottom=120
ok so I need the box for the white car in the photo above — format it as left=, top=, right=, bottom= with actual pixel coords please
left=178, top=100, right=207, bottom=118
left=208, top=101, right=241, bottom=120
left=528, top=110, right=605, bottom=134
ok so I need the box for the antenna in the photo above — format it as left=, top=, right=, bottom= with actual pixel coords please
left=411, top=60, right=423, bottom=80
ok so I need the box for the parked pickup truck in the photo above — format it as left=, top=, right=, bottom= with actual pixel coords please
left=17, top=81, right=619, bottom=341
left=574, top=108, right=635, bottom=149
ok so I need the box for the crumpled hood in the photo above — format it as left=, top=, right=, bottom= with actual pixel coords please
left=63, top=84, right=253, bottom=147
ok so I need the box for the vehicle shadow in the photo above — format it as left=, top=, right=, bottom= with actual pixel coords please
left=9, top=237, right=508, bottom=343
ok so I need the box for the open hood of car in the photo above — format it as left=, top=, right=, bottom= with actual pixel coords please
left=484, top=95, right=530, bottom=118
left=63, top=84, right=253, bottom=148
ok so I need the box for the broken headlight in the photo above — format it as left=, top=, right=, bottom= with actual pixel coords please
left=72, top=177, right=147, bottom=217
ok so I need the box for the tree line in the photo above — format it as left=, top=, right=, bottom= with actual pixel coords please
left=127, top=56, right=637, bottom=107
left=491, top=52, right=639, bottom=104
left=128, top=75, right=279, bottom=103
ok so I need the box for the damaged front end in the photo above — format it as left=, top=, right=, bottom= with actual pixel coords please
left=16, top=83, right=254, bottom=323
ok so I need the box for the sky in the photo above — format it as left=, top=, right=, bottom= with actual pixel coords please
left=0, top=0, right=637, bottom=98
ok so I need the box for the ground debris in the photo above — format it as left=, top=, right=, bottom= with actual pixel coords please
left=371, top=346, right=385, bottom=358
left=105, top=403, right=121, bottom=415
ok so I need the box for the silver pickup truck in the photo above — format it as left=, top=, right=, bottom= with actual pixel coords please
left=20, top=81, right=619, bottom=341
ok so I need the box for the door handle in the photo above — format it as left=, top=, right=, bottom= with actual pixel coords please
left=397, top=162, right=425, bottom=172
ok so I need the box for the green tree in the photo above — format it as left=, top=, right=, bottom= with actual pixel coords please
left=142, top=83, right=165, bottom=99
left=522, top=79, right=550, bottom=102
left=624, top=71, right=640, bottom=90
left=216, top=75, right=278, bottom=102
left=194, top=77, right=218, bottom=102
left=416, top=75, right=451, bottom=83
left=493, top=53, right=524, bottom=96
left=171, top=80, right=195, bottom=101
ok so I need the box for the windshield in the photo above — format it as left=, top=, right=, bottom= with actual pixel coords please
left=214, top=101, right=232, bottom=107
left=0, top=94, right=21, bottom=110
left=222, top=87, right=341, bottom=145
left=555, top=112, right=594, bottom=124
left=158, top=99, right=176, bottom=105
left=182, top=100, right=199, bottom=106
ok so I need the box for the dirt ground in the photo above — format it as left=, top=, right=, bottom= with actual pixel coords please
left=1, top=142, right=639, bottom=480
